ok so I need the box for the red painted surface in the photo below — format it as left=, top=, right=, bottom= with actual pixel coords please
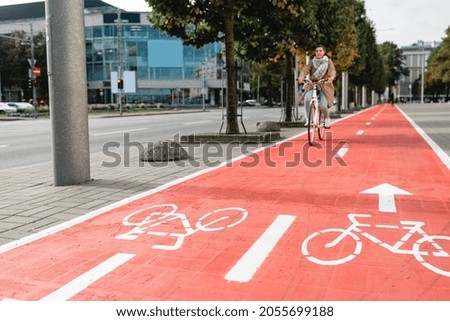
left=0, top=104, right=449, bottom=300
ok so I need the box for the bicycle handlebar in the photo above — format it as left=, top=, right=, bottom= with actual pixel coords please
left=303, top=79, right=328, bottom=84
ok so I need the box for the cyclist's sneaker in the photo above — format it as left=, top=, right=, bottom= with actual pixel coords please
left=324, top=118, right=331, bottom=128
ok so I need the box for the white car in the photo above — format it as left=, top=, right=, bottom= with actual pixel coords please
left=0, top=102, right=17, bottom=115
left=7, top=102, right=34, bottom=112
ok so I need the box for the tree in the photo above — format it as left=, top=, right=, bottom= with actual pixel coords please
left=426, top=26, right=450, bottom=100
left=236, top=0, right=359, bottom=121
left=235, top=0, right=318, bottom=121
left=146, top=0, right=248, bottom=134
left=379, top=41, right=409, bottom=100
left=311, top=0, right=358, bottom=73
left=0, top=30, right=47, bottom=102
left=347, top=2, right=386, bottom=101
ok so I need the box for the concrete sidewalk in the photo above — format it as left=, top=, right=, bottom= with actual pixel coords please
left=0, top=121, right=304, bottom=246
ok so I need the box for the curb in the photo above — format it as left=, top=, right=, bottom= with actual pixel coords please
left=180, top=132, right=281, bottom=144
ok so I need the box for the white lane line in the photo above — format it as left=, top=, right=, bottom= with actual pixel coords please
left=40, top=253, right=135, bottom=301
left=183, top=120, right=213, bottom=125
left=225, top=215, right=296, bottom=283
left=366, top=122, right=371, bottom=126
left=92, top=128, right=148, bottom=137
left=0, top=145, right=8, bottom=148
left=335, top=147, right=349, bottom=158
left=356, top=130, right=365, bottom=135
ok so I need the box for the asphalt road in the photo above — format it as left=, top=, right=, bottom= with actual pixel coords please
left=0, top=107, right=284, bottom=170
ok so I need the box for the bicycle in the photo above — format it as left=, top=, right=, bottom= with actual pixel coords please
left=301, top=213, right=450, bottom=277
left=115, top=203, right=248, bottom=250
left=304, top=79, right=327, bottom=145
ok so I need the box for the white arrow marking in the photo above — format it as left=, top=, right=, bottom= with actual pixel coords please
left=361, top=183, right=412, bottom=213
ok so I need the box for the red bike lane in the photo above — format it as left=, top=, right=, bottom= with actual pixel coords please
left=0, top=104, right=449, bottom=301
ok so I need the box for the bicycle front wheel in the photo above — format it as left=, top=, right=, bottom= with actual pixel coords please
left=413, top=235, right=450, bottom=277
left=307, top=102, right=316, bottom=145
left=318, top=108, right=325, bottom=140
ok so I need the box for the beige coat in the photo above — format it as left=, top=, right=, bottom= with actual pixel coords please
left=299, top=57, right=336, bottom=108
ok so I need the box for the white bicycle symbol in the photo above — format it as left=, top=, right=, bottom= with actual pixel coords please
left=115, top=204, right=248, bottom=250
left=301, top=213, right=450, bottom=277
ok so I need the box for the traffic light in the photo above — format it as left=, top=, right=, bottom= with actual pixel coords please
left=117, top=78, right=123, bottom=89
left=28, top=78, right=33, bottom=89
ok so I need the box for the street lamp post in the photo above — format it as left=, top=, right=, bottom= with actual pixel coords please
left=421, top=53, right=425, bottom=104
left=29, top=24, right=38, bottom=118
left=117, top=7, right=123, bottom=116
left=202, top=60, right=206, bottom=111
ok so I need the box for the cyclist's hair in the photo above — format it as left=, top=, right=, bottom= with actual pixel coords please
left=316, top=45, right=326, bottom=52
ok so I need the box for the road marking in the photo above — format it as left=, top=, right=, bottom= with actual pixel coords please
left=335, top=147, right=349, bottom=158
left=92, top=128, right=148, bottom=136
left=183, top=120, right=213, bottom=125
left=225, top=215, right=296, bottom=283
left=366, top=122, right=371, bottom=126
left=356, top=130, right=364, bottom=135
left=0, top=145, right=8, bottom=149
left=40, top=253, right=135, bottom=301
left=361, top=183, right=412, bottom=213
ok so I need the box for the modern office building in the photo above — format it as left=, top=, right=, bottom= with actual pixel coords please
left=398, top=40, right=441, bottom=101
left=0, top=0, right=246, bottom=106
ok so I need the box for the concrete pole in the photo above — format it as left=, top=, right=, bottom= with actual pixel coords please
left=45, top=0, right=90, bottom=186
left=362, top=86, right=367, bottom=108
left=341, top=72, right=348, bottom=111
left=293, top=55, right=299, bottom=120
left=421, top=53, right=425, bottom=104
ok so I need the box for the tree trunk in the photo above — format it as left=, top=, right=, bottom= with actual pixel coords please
left=224, top=5, right=240, bottom=134
left=284, top=51, right=294, bottom=122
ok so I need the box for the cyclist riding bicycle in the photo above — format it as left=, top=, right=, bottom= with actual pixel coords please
left=298, top=45, right=336, bottom=128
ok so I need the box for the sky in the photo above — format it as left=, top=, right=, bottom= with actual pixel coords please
left=2, top=0, right=449, bottom=47
left=364, top=0, right=449, bottom=46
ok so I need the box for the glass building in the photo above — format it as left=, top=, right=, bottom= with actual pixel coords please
left=85, top=11, right=225, bottom=105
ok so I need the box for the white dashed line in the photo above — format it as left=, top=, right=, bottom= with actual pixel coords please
left=40, top=253, right=135, bottom=301
left=225, top=215, right=296, bottom=283
left=335, top=147, right=349, bottom=158
left=92, top=128, right=148, bottom=136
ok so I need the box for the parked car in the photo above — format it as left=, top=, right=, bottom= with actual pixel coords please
left=263, top=99, right=279, bottom=107
left=0, top=102, right=17, bottom=115
left=7, top=102, right=34, bottom=112
left=240, top=99, right=261, bottom=107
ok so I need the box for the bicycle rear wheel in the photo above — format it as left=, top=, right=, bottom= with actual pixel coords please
left=307, top=102, right=316, bottom=145
left=318, top=109, right=325, bottom=140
